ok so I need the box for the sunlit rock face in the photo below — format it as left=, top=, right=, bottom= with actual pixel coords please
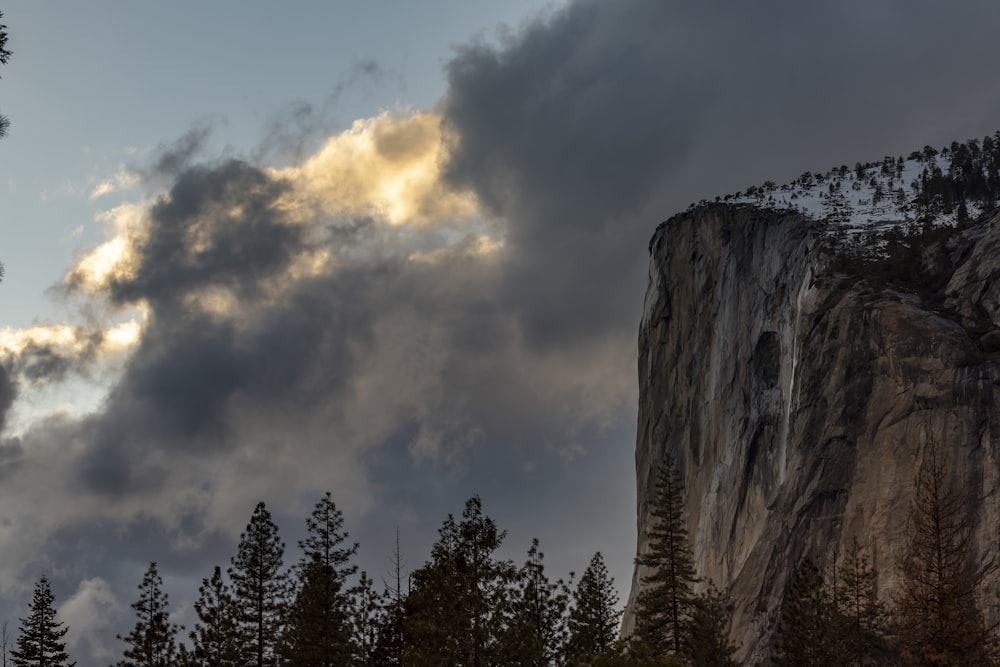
left=623, top=203, right=1000, bottom=663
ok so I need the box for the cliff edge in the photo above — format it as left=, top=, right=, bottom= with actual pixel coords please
left=624, top=201, right=1000, bottom=663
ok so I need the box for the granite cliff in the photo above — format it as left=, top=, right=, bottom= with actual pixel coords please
left=623, top=159, right=1000, bottom=662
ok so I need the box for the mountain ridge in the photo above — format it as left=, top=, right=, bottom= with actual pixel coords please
left=625, top=147, right=1000, bottom=661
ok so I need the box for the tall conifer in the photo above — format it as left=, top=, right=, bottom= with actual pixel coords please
left=893, top=440, right=995, bottom=665
left=115, top=562, right=180, bottom=667
left=772, top=557, right=838, bottom=667
left=403, top=496, right=514, bottom=667
left=836, top=540, right=891, bottom=666
left=634, top=453, right=699, bottom=658
left=499, top=538, right=570, bottom=665
left=188, top=566, right=241, bottom=667
left=566, top=552, right=620, bottom=664
left=10, top=576, right=74, bottom=667
left=352, top=571, right=382, bottom=667
left=229, top=502, right=288, bottom=667
left=279, top=492, right=357, bottom=666
left=687, top=584, right=737, bottom=667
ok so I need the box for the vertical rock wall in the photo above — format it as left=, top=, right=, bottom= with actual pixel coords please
left=625, top=204, right=1000, bottom=664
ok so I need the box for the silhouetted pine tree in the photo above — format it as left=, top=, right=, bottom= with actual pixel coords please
left=634, top=453, right=699, bottom=659
left=403, top=496, right=515, bottom=667
left=352, top=571, right=382, bottom=667
left=371, top=529, right=406, bottom=667
left=566, top=552, right=620, bottom=664
left=2, top=620, right=13, bottom=667
left=371, top=598, right=405, bottom=667
left=229, top=502, right=288, bottom=667
left=893, top=440, right=996, bottom=666
left=115, top=562, right=181, bottom=667
left=688, top=584, right=737, bottom=667
left=188, top=566, right=241, bottom=667
left=279, top=492, right=357, bottom=666
left=498, top=538, right=570, bottom=665
left=10, top=576, right=74, bottom=667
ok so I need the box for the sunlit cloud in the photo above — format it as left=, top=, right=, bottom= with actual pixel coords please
left=0, top=315, right=145, bottom=376
left=89, top=168, right=142, bottom=201
left=274, top=110, right=477, bottom=225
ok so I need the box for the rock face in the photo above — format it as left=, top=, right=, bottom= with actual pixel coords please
left=623, top=203, right=1000, bottom=663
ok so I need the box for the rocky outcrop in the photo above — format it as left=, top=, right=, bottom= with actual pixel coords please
left=623, top=203, right=1000, bottom=664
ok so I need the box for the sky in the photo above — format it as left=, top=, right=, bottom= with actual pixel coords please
left=3, top=2, right=1000, bottom=664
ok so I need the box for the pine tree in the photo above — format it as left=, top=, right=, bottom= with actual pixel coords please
left=229, top=501, right=288, bottom=667
left=371, top=529, right=406, bottom=667
left=188, top=566, right=241, bottom=667
left=498, top=538, right=570, bottom=665
left=279, top=492, right=357, bottom=666
left=352, top=571, right=382, bottom=667
left=566, top=552, right=620, bottom=664
left=10, top=576, right=75, bottom=667
left=687, top=584, right=737, bottom=667
left=634, top=453, right=699, bottom=659
left=2, top=622, right=11, bottom=667
left=835, top=540, right=891, bottom=666
left=403, top=496, right=515, bottom=667
left=772, top=557, right=838, bottom=667
left=893, top=439, right=995, bottom=666
left=115, top=562, right=181, bottom=667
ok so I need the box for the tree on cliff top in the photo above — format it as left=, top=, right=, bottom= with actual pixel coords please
left=1, top=10, right=12, bottom=138
left=633, top=453, right=699, bottom=659
left=893, top=439, right=996, bottom=666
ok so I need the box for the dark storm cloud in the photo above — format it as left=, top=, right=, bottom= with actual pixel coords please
left=0, top=437, right=21, bottom=481
left=74, top=263, right=386, bottom=498
left=16, top=330, right=106, bottom=381
left=0, top=364, right=14, bottom=432
left=149, top=124, right=213, bottom=177
left=442, top=0, right=1000, bottom=347
left=104, top=159, right=302, bottom=309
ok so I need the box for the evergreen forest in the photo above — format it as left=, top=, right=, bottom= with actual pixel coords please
left=5, top=438, right=998, bottom=666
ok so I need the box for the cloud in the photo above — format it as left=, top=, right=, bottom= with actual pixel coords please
left=9, top=4, right=1000, bottom=666
left=59, top=577, right=122, bottom=662
left=0, top=100, right=628, bottom=613
left=0, top=365, right=14, bottom=432
left=440, top=0, right=1000, bottom=348
left=89, top=168, right=141, bottom=201
left=274, top=110, right=477, bottom=225
left=254, top=59, right=398, bottom=165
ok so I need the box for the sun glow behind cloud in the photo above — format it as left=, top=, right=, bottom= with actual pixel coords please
left=273, top=110, right=477, bottom=225
left=0, top=317, right=143, bottom=363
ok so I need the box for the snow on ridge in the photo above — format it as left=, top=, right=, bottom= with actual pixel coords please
left=695, top=135, right=1000, bottom=240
